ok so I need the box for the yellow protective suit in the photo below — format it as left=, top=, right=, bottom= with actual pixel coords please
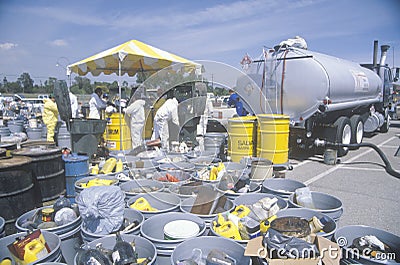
left=42, top=98, right=59, bottom=142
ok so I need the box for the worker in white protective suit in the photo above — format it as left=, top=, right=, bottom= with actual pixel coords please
left=88, top=87, right=107, bottom=119
left=125, top=93, right=146, bottom=149
left=151, top=95, right=179, bottom=150
left=197, top=90, right=213, bottom=137
left=69, top=91, right=78, bottom=118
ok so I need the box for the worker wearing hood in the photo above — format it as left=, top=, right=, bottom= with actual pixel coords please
left=125, top=93, right=146, bottom=148
left=88, top=87, right=107, bottom=119
left=152, top=95, right=179, bottom=150
left=42, top=95, right=59, bottom=142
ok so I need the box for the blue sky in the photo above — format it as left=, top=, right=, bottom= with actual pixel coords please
left=0, top=0, right=399, bottom=85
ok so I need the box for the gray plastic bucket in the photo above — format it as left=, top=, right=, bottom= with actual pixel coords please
left=168, top=182, right=211, bottom=199
left=276, top=208, right=337, bottom=239
left=288, top=191, right=344, bottom=222
left=7, top=120, right=24, bottom=133
left=0, top=230, right=62, bottom=263
left=74, top=175, right=119, bottom=196
left=262, top=178, right=307, bottom=199
left=152, top=170, right=192, bottom=188
left=27, top=127, right=42, bottom=140
left=120, top=179, right=164, bottom=201
left=233, top=193, right=288, bottom=211
left=75, top=234, right=157, bottom=265
left=216, top=181, right=261, bottom=200
left=189, top=156, right=222, bottom=170
left=15, top=206, right=82, bottom=265
left=0, top=126, right=11, bottom=137
left=126, top=192, right=181, bottom=219
left=334, top=225, right=400, bottom=264
left=180, top=196, right=234, bottom=227
left=192, top=161, right=247, bottom=184
left=171, top=236, right=251, bottom=265
left=80, top=208, right=144, bottom=243
left=141, top=212, right=207, bottom=260
left=0, top=216, right=4, bottom=238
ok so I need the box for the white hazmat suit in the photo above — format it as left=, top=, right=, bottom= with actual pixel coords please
left=152, top=98, right=179, bottom=150
left=125, top=99, right=146, bottom=149
left=88, top=92, right=107, bottom=119
left=69, top=92, right=78, bottom=118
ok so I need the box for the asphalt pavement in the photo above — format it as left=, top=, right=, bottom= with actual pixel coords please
left=285, top=119, right=400, bottom=237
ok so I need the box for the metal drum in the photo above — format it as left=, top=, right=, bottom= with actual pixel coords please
left=0, top=156, right=36, bottom=235
left=12, top=146, right=65, bottom=202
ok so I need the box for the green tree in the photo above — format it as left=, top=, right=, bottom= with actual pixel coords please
left=17, top=72, right=34, bottom=93
left=43, top=77, right=57, bottom=93
left=74, top=76, right=92, bottom=94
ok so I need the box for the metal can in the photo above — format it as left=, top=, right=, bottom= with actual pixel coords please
left=41, top=208, right=54, bottom=222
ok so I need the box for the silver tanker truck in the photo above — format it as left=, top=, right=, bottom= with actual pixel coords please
left=235, top=40, right=396, bottom=156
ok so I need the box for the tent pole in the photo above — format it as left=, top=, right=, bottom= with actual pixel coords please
left=118, top=59, right=123, bottom=152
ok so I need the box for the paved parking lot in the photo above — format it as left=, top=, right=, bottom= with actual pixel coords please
left=285, top=120, right=400, bottom=236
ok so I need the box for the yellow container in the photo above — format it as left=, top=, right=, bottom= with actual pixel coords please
left=257, top=114, right=290, bottom=165
left=227, top=116, right=257, bottom=162
left=105, top=113, right=131, bottom=151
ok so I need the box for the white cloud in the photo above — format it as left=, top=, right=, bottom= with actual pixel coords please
left=50, top=39, right=68, bottom=47
left=0, top=42, right=18, bottom=50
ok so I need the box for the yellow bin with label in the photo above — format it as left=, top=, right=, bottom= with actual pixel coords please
left=105, top=113, right=131, bottom=150
left=227, top=116, right=257, bottom=162
left=257, top=114, right=290, bottom=165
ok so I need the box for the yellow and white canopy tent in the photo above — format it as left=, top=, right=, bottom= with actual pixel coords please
left=67, top=39, right=200, bottom=77
left=67, top=39, right=201, bottom=151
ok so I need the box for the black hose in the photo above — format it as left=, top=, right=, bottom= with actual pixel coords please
left=325, top=142, right=400, bottom=179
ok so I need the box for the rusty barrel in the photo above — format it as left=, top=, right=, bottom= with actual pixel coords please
left=12, top=146, right=65, bottom=203
left=0, top=155, right=36, bottom=235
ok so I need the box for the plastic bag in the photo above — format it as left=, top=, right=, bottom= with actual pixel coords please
left=76, top=185, right=125, bottom=234
left=263, top=229, right=319, bottom=259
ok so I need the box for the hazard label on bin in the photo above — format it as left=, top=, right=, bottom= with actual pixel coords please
left=237, top=139, right=253, bottom=150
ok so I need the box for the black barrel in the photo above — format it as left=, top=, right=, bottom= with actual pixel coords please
left=0, top=148, right=6, bottom=157
left=0, top=156, right=36, bottom=235
left=12, top=146, right=65, bottom=202
left=0, top=142, right=17, bottom=150
left=21, top=140, right=57, bottom=148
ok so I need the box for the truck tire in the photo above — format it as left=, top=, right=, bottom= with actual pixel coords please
left=380, top=111, right=390, bottom=133
left=334, top=116, right=352, bottom=157
left=350, top=115, right=363, bottom=144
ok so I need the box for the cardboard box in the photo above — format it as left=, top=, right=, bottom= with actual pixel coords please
left=245, top=235, right=341, bottom=265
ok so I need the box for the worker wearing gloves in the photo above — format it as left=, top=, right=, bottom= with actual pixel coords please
left=88, top=87, right=107, bottom=119
left=151, top=94, right=179, bottom=150
left=42, top=95, right=59, bottom=142
left=125, top=93, right=146, bottom=149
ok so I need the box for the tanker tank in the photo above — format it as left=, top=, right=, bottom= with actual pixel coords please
left=238, top=47, right=383, bottom=124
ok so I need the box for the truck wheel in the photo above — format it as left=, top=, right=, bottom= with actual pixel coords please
left=380, top=111, right=390, bottom=133
left=350, top=115, right=363, bottom=144
left=334, top=116, right=352, bottom=157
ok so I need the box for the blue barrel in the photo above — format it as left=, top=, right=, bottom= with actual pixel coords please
left=62, top=154, right=89, bottom=203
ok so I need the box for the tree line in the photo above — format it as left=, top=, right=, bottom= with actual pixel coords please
left=0, top=72, right=131, bottom=97
left=0, top=72, right=229, bottom=98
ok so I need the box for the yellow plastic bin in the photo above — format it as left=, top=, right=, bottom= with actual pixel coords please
left=257, top=114, right=290, bottom=165
left=227, top=116, right=257, bottom=162
left=105, top=113, right=131, bottom=150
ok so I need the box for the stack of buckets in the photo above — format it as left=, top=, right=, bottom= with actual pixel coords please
left=227, top=114, right=290, bottom=166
